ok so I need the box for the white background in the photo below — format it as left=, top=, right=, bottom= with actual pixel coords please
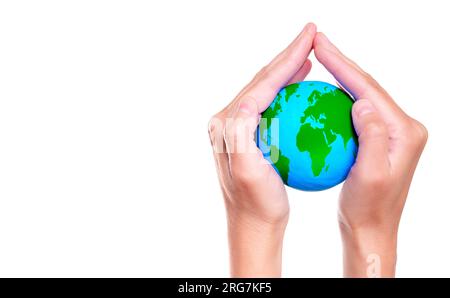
left=0, top=0, right=449, bottom=277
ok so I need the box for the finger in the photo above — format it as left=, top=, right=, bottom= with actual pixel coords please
left=313, top=32, right=373, bottom=98
left=285, top=59, right=312, bottom=85
left=267, top=24, right=315, bottom=71
left=313, top=33, right=408, bottom=124
left=224, top=97, right=265, bottom=178
left=244, top=23, right=317, bottom=113
left=351, top=99, right=390, bottom=175
left=208, top=116, right=231, bottom=181
left=335, top=80, right=354, bottom=100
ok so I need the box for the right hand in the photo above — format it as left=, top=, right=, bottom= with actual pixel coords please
left=314, top=32, right=428, bottom=277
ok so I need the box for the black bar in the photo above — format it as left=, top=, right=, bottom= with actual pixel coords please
left=0, top=278, right=448, bottom=296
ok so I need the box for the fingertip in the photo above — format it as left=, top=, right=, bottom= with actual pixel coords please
left=305, top=22, right=317, bottom=34
left=302, top=59, right=313, bottom=77
left=297, top=23, right=316, bottom=41
left=304, top=58, right=312, bottom=70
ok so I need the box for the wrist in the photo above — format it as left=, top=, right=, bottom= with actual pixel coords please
left=339, top=223, right=398, bottom=277
left=226, top=209, right=288, bottom=277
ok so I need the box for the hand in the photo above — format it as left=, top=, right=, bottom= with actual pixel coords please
left=208, top=23, right=316, bottom=277
left=314, top=33, right=428, bottom=277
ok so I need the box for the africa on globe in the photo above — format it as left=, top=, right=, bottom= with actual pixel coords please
left=257, top=81, right=358, bottom=191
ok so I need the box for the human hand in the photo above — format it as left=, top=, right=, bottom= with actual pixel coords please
left=208, top=23, right=316, bottom=277
left=314, top=33, right=428, bottom=277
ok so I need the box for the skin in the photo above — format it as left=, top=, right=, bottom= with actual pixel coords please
left=208, top=24, right=427, bottom=277
left=313, top=33, right=428, bottom=277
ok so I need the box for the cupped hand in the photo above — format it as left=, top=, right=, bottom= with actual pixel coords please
left=208, top=23, right=316, bottom=277
left=314, top=33, right=428, bottom=277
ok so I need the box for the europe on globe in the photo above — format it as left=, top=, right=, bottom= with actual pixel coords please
left=257, top=81, right=358, bottom=191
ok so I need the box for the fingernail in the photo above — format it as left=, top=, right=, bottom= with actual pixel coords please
left=355, top=100, right=374, bottom=117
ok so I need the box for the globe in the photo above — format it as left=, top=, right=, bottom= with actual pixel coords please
left=257, top=81, right=358, bottom=191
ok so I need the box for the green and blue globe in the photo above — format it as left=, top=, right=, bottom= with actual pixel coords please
left=257, top=81, right=358, bottom=191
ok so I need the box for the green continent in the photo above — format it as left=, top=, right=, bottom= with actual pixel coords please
left=260, top=83, right=299, bottom=136
left=260, top=84, right=299, bottom=145
left=296, top=123, right=332, bottom=176
left=262, top=94, right=283, bottom=132
left=270, top=145, right=290, bottom=183
left=260, top=94, right=283, bottom=145
left=296, top=88, right=356, bottom=177
left=300, top=89, right=356, bottom=148
left=284, top=83, right=299, bottom=103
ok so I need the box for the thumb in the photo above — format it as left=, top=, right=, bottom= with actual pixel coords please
left=352, top=99, right=390, bottom=173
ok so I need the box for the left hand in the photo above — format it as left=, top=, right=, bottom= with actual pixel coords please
left=208, top=23, right=316, bottom=277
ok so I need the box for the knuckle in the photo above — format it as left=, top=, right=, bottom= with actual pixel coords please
left=360, top=72, right=383, bottom=93
left=360, top=72, right=373, bottom=87
left=207, top=115, right=217, bottom=135
left=403, top=118, right=428, bottom=149
left=232, top=167, right=259, bottom=186
left=255, top=66, right=268, bottom=79
left=362, top=71, right=376, bottom=85
left=207, top=117, right=215, bottom=136
left=359, top=171, right=388, bottom=190
left=412, top=119, right=428, bottom=145
left=208, top=114, right=224, bottom=141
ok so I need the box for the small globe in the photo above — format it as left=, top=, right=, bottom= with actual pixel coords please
left=257, top=81, right=358, bottom=191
